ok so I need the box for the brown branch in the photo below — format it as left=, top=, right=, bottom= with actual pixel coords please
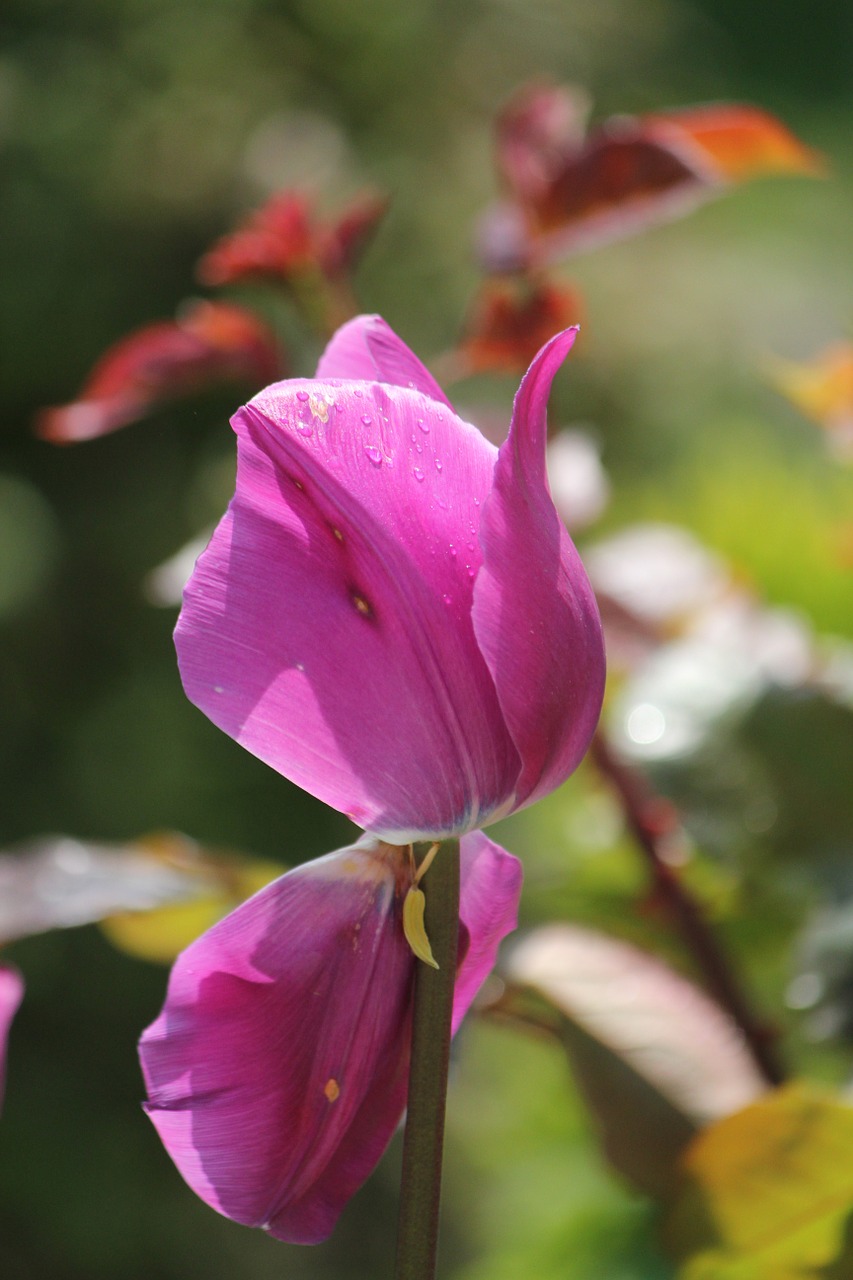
left=590, top=730, right=785, bottom=1087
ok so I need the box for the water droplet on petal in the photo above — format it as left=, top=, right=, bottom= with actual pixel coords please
left=466, top=564, right=475, bottom=578
left=473, top=496, right=480, bottom=506
left=296, top=390, right=310, bottom=402
left=413, top=467, right=425, bottom=482
left=442, top=593, right=453, bottom=605
left=361, top=415, right=372, bottom=426
left=416, top=442, right=423, bottom=454
left=434, top=459, right=442, bottom=471
left=297, top=422, right=313, bottom=436
left=353, top=388, right=363, bottom=398
left=449, top=544, right=457, bottom=558
left=418, top=418, right=429, bottom=433
left=364, top=444, right=383, bottom=466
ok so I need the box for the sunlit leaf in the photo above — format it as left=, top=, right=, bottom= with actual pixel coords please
left=0, top=832, right=244, bottom=945
left=36, top=300, right=282, bottom=443
left=505, top=924, right=765, bottom=1198
left=667, top=1084, right=853, bottom=1279
left=101, top=852, right=283, bottom=963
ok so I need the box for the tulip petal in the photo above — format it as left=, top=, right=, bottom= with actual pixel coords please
left=316, top=314, right=453, bottom=409
left=176, top=374, right=520, bottom=840
left=473, top=329, right=605, bottom=810
left=0, top=966, right=24, bottom=1113
left=140, top=833, right=522, bottom=1244
left=453, top=831, right=523, bottom=1033
left=140, top=838, right=414, bottom=1244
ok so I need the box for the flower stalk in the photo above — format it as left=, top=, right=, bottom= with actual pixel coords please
left=395, top=839, right=461, bottom=1280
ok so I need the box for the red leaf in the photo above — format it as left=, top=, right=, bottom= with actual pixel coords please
left=196, top=188, right=388, bottom=289
left=36, top=301, right=282, bottom=444
left=457, top=278, right=584, bottom=376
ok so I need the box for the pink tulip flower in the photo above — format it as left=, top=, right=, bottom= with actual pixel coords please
left=140, top=315, right=605, bottom=1243
left=0, top=966, right=24, bottom=1113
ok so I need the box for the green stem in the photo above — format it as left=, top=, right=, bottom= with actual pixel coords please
left=394, top=839, right=460, bottom=1280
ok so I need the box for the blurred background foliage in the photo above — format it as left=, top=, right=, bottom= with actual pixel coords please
left=1, top=0, right=852, bottom=1276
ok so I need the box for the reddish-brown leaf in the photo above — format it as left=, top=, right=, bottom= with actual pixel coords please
left=37, top=300, right=281, bottom=443
left=196, top=188, right=388, bottom=288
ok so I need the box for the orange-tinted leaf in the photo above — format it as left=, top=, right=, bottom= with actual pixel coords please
left=667, top=1084, right=853, bottom=1278
left=480, top=83, right=822, bottom=269
left=769, top=343, right=853, bottom=461
left=647, top=103, right=825, bottom=184
left=37, top=300, right=281, bottom=443
left=457, top=278, right=583, bottom=375
left=196, top=188, right=388, bottom=289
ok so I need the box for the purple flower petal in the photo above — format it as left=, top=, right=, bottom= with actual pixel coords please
left=0, top=966, right=24, bottom=1113
left=316, top=314, right=453, bottom=409
left=176, top=377, right=520, bottom=841
left=140, top=833, right=521, bottom=1243
left=473, top=328, right=605, bottom=810
left=140, top=838, right=414, bottom=1244
left=454, top=831, right=523, bottom=1033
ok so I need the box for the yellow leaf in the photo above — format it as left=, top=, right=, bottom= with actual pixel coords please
left=101, top=842, right=284, bottom=964
left=667, top=1083, right=853, bottom=1279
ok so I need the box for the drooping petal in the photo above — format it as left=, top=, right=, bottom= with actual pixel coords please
left=0, top=966, right=24, bottom=1112
left=140, top=838, right=415, bottom=1245
left=473, top=328, right=605, bottom=811
left=176, top=373, right=520, bottom=840
left=37, top=302, right=281, bottom=444
left=453, top=831, right=523, bottom=1033
left=316, top=314, right=453, bottom=409
left=140, top=833, right=522, bottom=1244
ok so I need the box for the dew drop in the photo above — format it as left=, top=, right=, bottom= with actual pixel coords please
left=335, top=402, right=344, bottom=412
left=296, top=390, right=310, bottom=402
left=466, top=565, right=475, bottom=578
left=418, top=419, right=430, bottom=433
left=473, top=496, right=480, bottom=506
left=449, top=544, right=457, bottom=558
left=413, top=467, right=425, bottom=482
left=416, top=442, right=423, bottom=454
left=297, top=422, right=313, bottom=436
left=434, top=459, right=442, bottom=471
left=364, top=444, right=383, bottom=466
left=353, top=389, right=363, bottom=398
left=361, top=415, right=372, bottom=426
left=442, top=593, right=453, bottom=606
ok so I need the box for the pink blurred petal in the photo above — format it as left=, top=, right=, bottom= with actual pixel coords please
left=0, top=966, right=24, bottom=1112
left=473, top=328, right=605, bottom=810
left=140, top=834, right=521, bottom=1243
left=453, top=831, right=522, bottom=1033
left=316, top=315, right=453, bottom=408
left=176, top=376, right=520, bottom=841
